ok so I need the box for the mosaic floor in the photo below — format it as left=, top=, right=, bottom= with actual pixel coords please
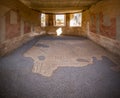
left=24, top=36, right=108, bottom=77
left=0, top=35, right=120, bottom=98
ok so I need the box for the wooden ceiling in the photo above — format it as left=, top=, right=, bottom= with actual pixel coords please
left=19, top=0, right=101, bottom=13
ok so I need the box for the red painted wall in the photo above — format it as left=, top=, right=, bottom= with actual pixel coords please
left=6, top=10, right=20, bottom=39
left=99, top=12, right=116, bottom=39
left=24, top=22, right=31, bottom=33
left=90, top=13, right=97, bottom=33
left=90, top=12, right=116, bottom=39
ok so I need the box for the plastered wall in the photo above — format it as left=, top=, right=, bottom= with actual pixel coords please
left=1, top=0, right=120, bottom=56
left=82, top=0, right=120, bottom=56
left=0, top=1, right=40, bottom=56
left=6, top=10, right=21, bottom=39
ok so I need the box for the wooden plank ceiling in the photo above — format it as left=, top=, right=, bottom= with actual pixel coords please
left=19, top=0, right=101, bottom=13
